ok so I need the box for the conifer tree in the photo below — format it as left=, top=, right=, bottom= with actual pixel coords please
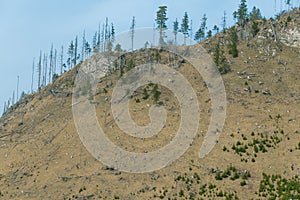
left=180, top=12, right=190, bottom=45
left=156, top=5, right=168, bottom=47
left=237, top=0, right=248, bottom=26
left=173, top=18, right=179, bottom=45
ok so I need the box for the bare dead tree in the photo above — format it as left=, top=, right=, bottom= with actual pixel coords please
left=97, top=23, right=101, bottom=52
left=49, top=44, right=53, bottom=82
left=130, top=16, right=135, bottom=51
left=38, top=51, right=42, bottom=90
left=43, top=52, right=48, bottom=86
left=54, top=49, right=57, bottom=75
left=101, top=24, right=105, bottom=52
left=60, top=46, right=64, bottom=75
left=104, top=17, right=109, bottom=51
left=16, top=76, right=19, bottom=101
left=12, top=91, right=15, bottom=105
left=31, top=58, right=35, bottom=93
left=82, top=30, right=86, bottom=61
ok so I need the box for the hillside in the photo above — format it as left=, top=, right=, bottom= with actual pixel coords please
left=0, top=9, right=300, bottom=200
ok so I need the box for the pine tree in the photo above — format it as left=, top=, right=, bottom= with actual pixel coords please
left=111, top=23, right=115, bottom=44
left=222, top=11, right=227, bottom=32
left=173, top=18, right=179, bottom=45
left=68, top=41, right=74, bottom=69
left=207, top=30, right=212, bottom=37
left=213, top=25, right=219, bottom=34
left=250, top=6, right=262, bottom=21
left=85, top=41, right=91, bottom=57
left=180, top=12, right=190, bottom=45
left=213, top=40, right=230, bottom=74
left=156, top=5, right=168, bottom=47
left=92, top=31, right=97, bottom=51
left=195, top=14, right=207, bottom=41
left=194, top=28, right=204, bottom=42
left=237, top=0, right=248, bottom=26
left=228, top=28, right=239, bottom=58
left=286, top=0, right=291, bottom=10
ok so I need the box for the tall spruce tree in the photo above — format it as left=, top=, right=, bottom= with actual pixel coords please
left=173, top=18, right=179, bottom=45
left=156, top=5, right=168, bottom=47
left=181, top=12, right=190, bottom=45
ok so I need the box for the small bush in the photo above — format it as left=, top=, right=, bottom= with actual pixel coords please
left=240, top=180, right=247, bottom=186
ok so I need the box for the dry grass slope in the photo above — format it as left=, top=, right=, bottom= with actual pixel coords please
left=0, top=9, right=300, bottom=200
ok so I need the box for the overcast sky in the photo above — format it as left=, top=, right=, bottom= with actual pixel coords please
left=0, top=0, right=297, bottom=115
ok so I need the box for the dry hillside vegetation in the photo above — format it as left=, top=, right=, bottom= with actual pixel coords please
left=0, top=9, right=300, bottom=200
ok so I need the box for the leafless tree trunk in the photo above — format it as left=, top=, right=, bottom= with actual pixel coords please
left=31, top=58, right=35, bottom=93
left=54, top=49, right=57, bottom=75
left=16, top=76, right=19, bottom=101
left=49, top=44, right=53, bottom=82
left=38, top=51, right=42, bottom=90
left=60, top=46, right=64, bottom=75
left=82, top=30, right=86, bottom=61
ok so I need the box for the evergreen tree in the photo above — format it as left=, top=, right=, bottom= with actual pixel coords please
left=156, top=5, right=168, bottom=47
left=111, top=23, right=115, bottom=44
left=115, top=43, right=122, bottom=52
left=194, top=14, right=207, bottom=41
left=194, top=28, right=204, bottom=41
left=237, top=0, right=248, bottom=26
left=92, top=31, right=97, bottom=51
left=213, top=40, right=230, bottom=74
left=84, top=41, right=91, bottom=57
left=180, top=12, right=190, bottom=45
left=173, top=18, right=179, bottom=45
left=228, top=28, right=239, bottom=58
left=213, top=25, right=219, bottom=34
left=68, top=41, right=74, bottom=68
left=222, top=11, right=227, bottom=32
left=250, top=6, right=262, bottom=21
left=207, top=30, right=212, bottom=37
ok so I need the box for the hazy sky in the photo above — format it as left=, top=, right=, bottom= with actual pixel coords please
left=0, top=0, right=295, bottom=115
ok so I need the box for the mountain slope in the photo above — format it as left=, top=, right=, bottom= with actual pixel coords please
left=1, top=9, right=300, bottom=200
